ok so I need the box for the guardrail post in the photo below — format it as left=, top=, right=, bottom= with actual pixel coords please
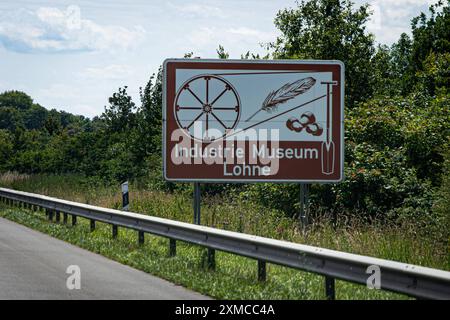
left=47, top=209, right=54, bottom=221
left=169, top=239, right=176, bottom=257
left=325, top=276, right=335, bottom=300
left=72, top=215, right=77, bottom=226
left=138, top=231, right=144, bottom=245
left=207, top=248, right=215, bottom=270
left=90, top=219, right=95, bottom=232
left=63, top=212, right=68, bottom=224
left=258, top=260, right=267, bottom=282
left=55, top=210, right=60, bottom=223
left=112, top=225, right=118, bottom=238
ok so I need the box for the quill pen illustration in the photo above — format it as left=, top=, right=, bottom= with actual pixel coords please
left=246, top=77, right=316, bottom=122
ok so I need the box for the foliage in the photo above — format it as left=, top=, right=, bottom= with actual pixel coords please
left=101, top=86, right=137, bottom=133
left=430, top=142, right=450, bottom=241
left=0, top=90, right=33, bottom=110
left=216, top=45, right=229, bottom=59
left=410, top=0, right=450, bottom=79
left=270, top=0, right=376, bottom=107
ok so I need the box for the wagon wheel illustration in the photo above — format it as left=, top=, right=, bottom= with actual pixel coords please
left=174, top=75, right=241, bottom=142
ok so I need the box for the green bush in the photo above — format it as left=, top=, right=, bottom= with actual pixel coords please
left=239, top=94, right=449, bottom=219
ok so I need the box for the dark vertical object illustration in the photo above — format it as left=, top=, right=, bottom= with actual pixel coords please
left=320, top=81, right=338, bottom=175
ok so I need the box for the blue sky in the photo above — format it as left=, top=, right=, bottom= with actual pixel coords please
left=0, top=0, right=437, bottom=118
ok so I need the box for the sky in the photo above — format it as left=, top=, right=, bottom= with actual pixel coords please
left=0, top=0, right=438, bottom=118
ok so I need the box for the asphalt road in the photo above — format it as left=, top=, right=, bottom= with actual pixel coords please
left=0, top=217, right=208, bottom=299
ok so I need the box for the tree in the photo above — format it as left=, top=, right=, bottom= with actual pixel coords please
left=137, top=68, right=163, bottom=156
left=389, top=33, right=413, bottom=95
left=410, top=0, right=450, bottom=76
left=270, top=0, right=376, bottom=107
left=44, top=109, right=62, bottom=135
left=101, top=86, right=137, bottom=133
left=23, top=104, right=48, bottom=130
left=416, top=51, right=450, bottom=95
left=371, top=44, right=395, bottom=96
left=216, top=45, right=229, bottom=59
left=0, top=129, right=13, bottom=170
left=0, top=91, right=33, bottom=111
left=0, top=107, right=23, bottom=132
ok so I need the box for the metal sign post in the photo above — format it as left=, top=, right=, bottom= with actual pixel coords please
left=193, top=182, right=201, bottom=225
left=299, top=183, right=310, bottom=228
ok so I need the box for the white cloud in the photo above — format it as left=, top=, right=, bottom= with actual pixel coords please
left=38, top=84, right=80, bottom=100
left=375, top=0, right=438, bottom=5
left=0, top=6, right=146, bottom=53
left=365, top=0, right=440, bottom=44
left=186, top=26, right=276, bottom=54
left=80, top=64, right=134, bottom=80
left=168, top=2, right=225, bottom=18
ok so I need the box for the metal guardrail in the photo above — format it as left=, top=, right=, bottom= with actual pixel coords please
left=0, top=187, right=449, bottom=300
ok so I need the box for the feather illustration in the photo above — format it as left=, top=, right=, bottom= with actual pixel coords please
left=246, top=77, right=316, bottom=122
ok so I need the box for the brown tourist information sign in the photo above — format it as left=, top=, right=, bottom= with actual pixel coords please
left=163, top=59, right=344, bottom=182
